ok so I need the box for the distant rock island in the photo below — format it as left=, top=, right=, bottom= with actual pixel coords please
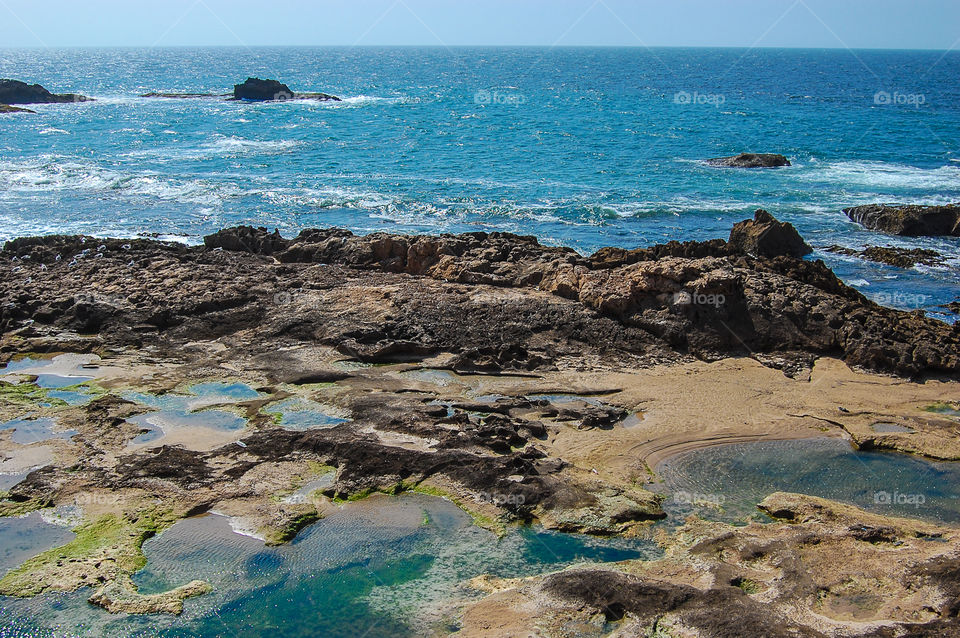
left=706, top=152, right=791, bottom=168
left=137, top=78, right=341, bottom=102
left=232, top=77, right=341, bottom=102
left=0, top=79, right=91, bottom=105
left=844, top=203, right=960, bottom=237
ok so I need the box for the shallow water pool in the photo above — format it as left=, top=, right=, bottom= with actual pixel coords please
left=658, top=438, right=960, bottom=524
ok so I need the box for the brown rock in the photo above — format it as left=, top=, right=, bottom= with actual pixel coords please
left=728, top=209, right=813, bottom=258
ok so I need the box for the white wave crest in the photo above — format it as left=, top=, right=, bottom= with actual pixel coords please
left=795, top=160, right=960, bottom=192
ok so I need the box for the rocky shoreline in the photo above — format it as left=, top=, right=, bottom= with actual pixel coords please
left=0, top=214, right=958, bottom=631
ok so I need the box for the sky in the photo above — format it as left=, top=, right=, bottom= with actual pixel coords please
left=0, top=0, right=958, bottom=49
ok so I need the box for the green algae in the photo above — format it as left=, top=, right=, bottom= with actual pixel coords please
left=0, top=505, right=181, bottom=597
left=0, top=381, right=68, bottom=408
left=264, top=511, right=322, bottom=546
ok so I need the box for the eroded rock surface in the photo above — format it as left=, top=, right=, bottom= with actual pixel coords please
left=455, top=493, right=960, bottom=637
left=1, top=218, right=958, bottom=619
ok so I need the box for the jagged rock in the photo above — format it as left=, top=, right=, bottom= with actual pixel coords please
left=705, top=153, right=791, bottom=168
left=844, top=203, right=960, bottom=237
left=203, top=226, right=288, bottom=254
left=728, top=209, right=812, bottom=258
left=0, top=79, right=90, bottom=104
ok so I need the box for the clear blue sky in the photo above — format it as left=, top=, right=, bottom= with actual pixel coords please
left=1, top=0, right=958, bottom=49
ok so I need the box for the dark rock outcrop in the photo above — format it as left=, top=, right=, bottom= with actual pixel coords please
left=233, top=78, right=294, bottom=101
left=729, top=209, right=813, bottom=258
left=232, top=77, right=340, bottom=102
left=0, top=104, right=35, bottom=114
left=204, top=226, right=288, bottom=254
left=706, top=153, right=791, bottom=168
left=844, top=203, right=960, bottom=237
left=0, top=79, right=90, bottom=104
left=826, top=245, right=944, bottom=268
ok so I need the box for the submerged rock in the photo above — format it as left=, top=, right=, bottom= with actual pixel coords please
left=88, top=575, right=211, bottom=615
left=139, top=92, right=226, bottom=99
left=844, top=203, right=960, bottom=237
left=728, top=209, right=812, bottom=258
left=232, top=77, right=340, bottom=102
left=705, top=152, right=791, bottom=168
left=0, top=79, right=90, bottom=104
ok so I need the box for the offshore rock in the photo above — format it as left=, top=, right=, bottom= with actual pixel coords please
left=844, top=203, right=960, bottom=237
left=705, top=152, right=791, bottom=168
left=0, top=79, right=91, bottom=104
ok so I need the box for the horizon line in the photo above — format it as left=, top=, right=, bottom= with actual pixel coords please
left=1, top=43, right=958, bottom=53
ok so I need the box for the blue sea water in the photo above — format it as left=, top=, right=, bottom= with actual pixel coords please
left=0, top=46, right=959, bottom=315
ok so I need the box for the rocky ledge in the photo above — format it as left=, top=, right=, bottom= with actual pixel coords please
left=0, top=79, right=91, bottom=104
left=845, top=203, right=960, bottom=237
left=705, top=152, right=791, bottom=168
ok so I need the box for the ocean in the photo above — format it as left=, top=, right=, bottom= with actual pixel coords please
left=1, top=46, right=959, bottom=315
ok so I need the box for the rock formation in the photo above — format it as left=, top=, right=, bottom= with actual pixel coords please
left=0, top=79, right=90, bottom=104
left=728, top=209, right=813, bottom=258
left=232, top=77, right=340, bottom=102
left=705, top=152, right=791, bottom=168
left=844, top=203, right=960, bottom=237
left=0, top=104, right=35, bottom=114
